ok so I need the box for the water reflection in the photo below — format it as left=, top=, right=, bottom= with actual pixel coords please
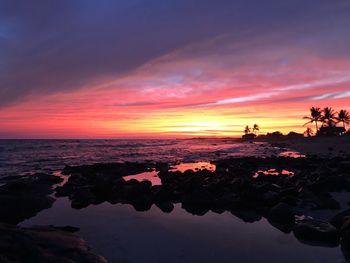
left=170, top=162, right=216, bottom=173
left=253, top=169, right=295, bottom=178
left=21, top=199, right=343, bottom=263
left=124, top=170, right=161, bottom=185
left=123, top=161, right=216, bottom=185
left=279, top=151, right=306, bottom=158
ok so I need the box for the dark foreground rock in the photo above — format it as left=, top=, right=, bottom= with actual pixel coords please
left=0, top=223, right=107, bottom=263
left=340, top=218, right=350, bottom=261
left=0, top=173, right=63, bottom=224
left=267, top=202, right=295, bottom=225
left=293, top=219, right=339, bottom=247
left=331, top=209, right=350, bottom=229
left=267, top=202, right=295, bottom=233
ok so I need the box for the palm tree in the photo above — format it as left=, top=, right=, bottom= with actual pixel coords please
left=244, top=125, right=251, bottom=135
left=337, top=109, right=350, bottom=129
left=321, top=107, right=336, bottom=127
left=303, top=107, right=322, bottom=131
left=304, top=127, right=314, bottom=137
left=252, top=124, right=259, bottom=134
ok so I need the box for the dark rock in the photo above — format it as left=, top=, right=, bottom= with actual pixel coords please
left=71, top=188, right=96, bottom=209
left=340, top=218, right=350, bottom=260
left=0, top=173, right=60, bottom=224
left=155, top=201, right=174, bottom=213
left=267, top=202, right=295, bottom=225
left=153, top=186, right=175, bottom=202
left=0, top=223, right=107, bottom=263
left=52, top=225, right=80, bottom=233
left=311, top=193, right=340, bottom=210
left=139, top=180, right=152, bottom=193
left=54, top=183, right=73, bottom=197
left=280, top=195, right=299, bottom=206
left=155, top=162, right=169, bottom=172
left=231, top=210, right=262, bottom=223
left=0, top=195, right=55, bottom=225
left=262, top=191, right=280, bottom=205
left=130, top=196, right=153, bottom=212
left=293, top=219, right=339, bottom=247
left=331, top=209, right=350, bottom=229
left=63, top=162, right=149, bottom=178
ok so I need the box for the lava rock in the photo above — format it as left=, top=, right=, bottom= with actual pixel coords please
left=293, top=219, right=339, bottom=247
left=267, top=202, right=295, bottom=225
left=155, top=201, right=174, bottom=213
left=0, top=223, right=107, bottom=263
left=331, top=209, right=350, bottom=229
left=0, top=173, right=61, bottom=224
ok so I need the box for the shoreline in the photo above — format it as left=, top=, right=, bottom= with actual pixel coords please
left=258, top=136, right=350, bottom=157
left=2, top=147, right=350, bottom=262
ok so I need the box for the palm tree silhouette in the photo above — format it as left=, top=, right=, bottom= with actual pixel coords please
left=253, top=124, right=259, bottom=134
left=321, top=107, right=336, bottom=127
left=303, top=107, right=322, bottom=131
left=244, top=125, right=251, bottom=135
left=337, top=109, right=350, bottom=129
left=304, top=127, right=314, bottom=137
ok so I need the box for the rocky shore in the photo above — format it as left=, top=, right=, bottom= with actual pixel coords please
left=55, top=156, right=350, bottom=258
left=0, top=172, right=107, bottom=262
left=0, top=223, right=107, bottom=263
left=2, top=155, right=350, bottom=261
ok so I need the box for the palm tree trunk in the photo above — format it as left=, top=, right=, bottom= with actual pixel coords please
left=315, top=121, right=318, bottom=132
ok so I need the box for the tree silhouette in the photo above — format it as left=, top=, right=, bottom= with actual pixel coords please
left=303, top=107, right=322, bottom=131
left=244, top=125, right=251, bottom=135
left=253, top=124, right=259, bottom=134
left=304, top=127, right=314, bottom=137
left=337, top=109, right=350, bottom=129
left=321, top=107, right=337, bottom=127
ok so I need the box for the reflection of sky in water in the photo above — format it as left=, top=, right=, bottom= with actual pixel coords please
left=21, top=198, right=342, bottom=263
left=253, top=169, right=295, bottom=178
left=170, top=162, right=216, bottom=173
left=123, top=162, right=216, bottom=185
left=124, top=170, right=161, bottom=185
left=279, top=151, right=306, bottom=158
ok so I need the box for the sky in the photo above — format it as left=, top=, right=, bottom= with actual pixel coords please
left=0, top=0, right=350, bottom=138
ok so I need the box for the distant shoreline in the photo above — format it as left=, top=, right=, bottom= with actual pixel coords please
left=256, top=136, right=350, bottom=157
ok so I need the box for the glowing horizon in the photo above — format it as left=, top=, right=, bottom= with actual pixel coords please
left=1, top=1, right=350, bottom=139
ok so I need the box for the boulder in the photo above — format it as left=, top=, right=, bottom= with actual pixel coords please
left=0, top=223, right=107, bottom=263
left=267, top=202, right=295, bottom=225
left=155, top=201, right=174, bottom=213
left=331, top=209, right=350, bottom=229
left=0, top=173, right=60, bottom=224
left=293, top=219, right=339, bottom=247
left=71, top=188, right=96, bottom=209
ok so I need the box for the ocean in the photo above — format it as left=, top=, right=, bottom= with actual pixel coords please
left=0, top=138, right=298, bottom=177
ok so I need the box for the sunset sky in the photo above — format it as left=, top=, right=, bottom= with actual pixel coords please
left=1, top=0, right=350, bottom=138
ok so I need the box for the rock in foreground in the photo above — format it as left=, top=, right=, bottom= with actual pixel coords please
left=293, top=219, right=339, bottom=247
left=0, top=223, right=108, bottom=263
left=0, top=173, right=63, bottom=224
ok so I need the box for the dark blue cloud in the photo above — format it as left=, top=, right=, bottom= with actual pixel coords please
left=0, top=0, right=349, bottom=106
